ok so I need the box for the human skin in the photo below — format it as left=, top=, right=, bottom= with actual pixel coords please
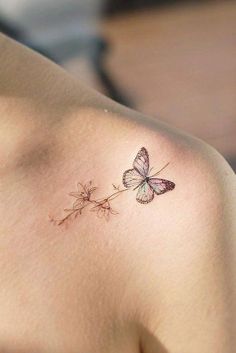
left=0, top=33, right=235, bottom=353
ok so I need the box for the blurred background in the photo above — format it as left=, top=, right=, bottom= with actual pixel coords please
left=0, top=0, right=235, bottom=170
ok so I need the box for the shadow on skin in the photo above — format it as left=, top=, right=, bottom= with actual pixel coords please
left=139, top=324, right=169, bottom=353
left=0, top=327, right=170, bottom=353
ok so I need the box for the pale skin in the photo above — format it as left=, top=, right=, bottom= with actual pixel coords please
left=0, top=33, right=235, bottom=353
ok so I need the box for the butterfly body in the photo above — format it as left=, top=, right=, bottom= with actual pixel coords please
left=123, top=147, right=175, bottom=204
left=132, top=176, right=150, bottom=191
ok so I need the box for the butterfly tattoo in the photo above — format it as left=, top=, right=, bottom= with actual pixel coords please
left=51, top=147, right=175, bottom=225
left=122, top=147, right=175, bottom=204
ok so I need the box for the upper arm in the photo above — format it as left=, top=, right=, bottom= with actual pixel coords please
left=125, top=140, right=236, bottom=353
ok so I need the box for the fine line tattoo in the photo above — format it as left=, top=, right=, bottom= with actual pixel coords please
left=50, top=147, right=175, bottom=225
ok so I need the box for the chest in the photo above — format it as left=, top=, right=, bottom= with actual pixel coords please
left=0, top=229, right=141, bottom=353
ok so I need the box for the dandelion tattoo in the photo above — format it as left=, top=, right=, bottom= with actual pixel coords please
left=50, top=147, right=175, bottom=225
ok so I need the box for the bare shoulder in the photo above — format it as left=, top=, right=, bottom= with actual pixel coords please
left=0, top=33, right=235, bottom=351
left=64, top=103, right=236, bottom=351
left=97, top=106, right=236, bottom=238
left=107, top=113, right=236, bottom=352
left=1, top=102, right=235, bottom=352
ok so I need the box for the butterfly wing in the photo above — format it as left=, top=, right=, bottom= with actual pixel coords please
left=136, top=181, right=154, bottom=204
left=123, top=168, right=144, bottom=188
left=148, top=178, right=175, bottom=195
left=133, top=147, right=149, bottom=178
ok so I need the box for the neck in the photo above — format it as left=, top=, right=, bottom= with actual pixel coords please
left=0, top=34, right=93, bottom=175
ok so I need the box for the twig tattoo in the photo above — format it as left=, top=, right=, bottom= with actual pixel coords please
left=50, top=147, right=175, bottom=225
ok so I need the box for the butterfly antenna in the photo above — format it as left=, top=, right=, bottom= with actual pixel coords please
left=149, top=162, right=170, bottom=177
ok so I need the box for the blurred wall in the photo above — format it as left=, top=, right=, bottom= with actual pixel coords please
left=0, top=0, right=104, bottom=46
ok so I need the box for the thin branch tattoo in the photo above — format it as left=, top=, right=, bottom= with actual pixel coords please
left=50, top=147, right=175, bottom=225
